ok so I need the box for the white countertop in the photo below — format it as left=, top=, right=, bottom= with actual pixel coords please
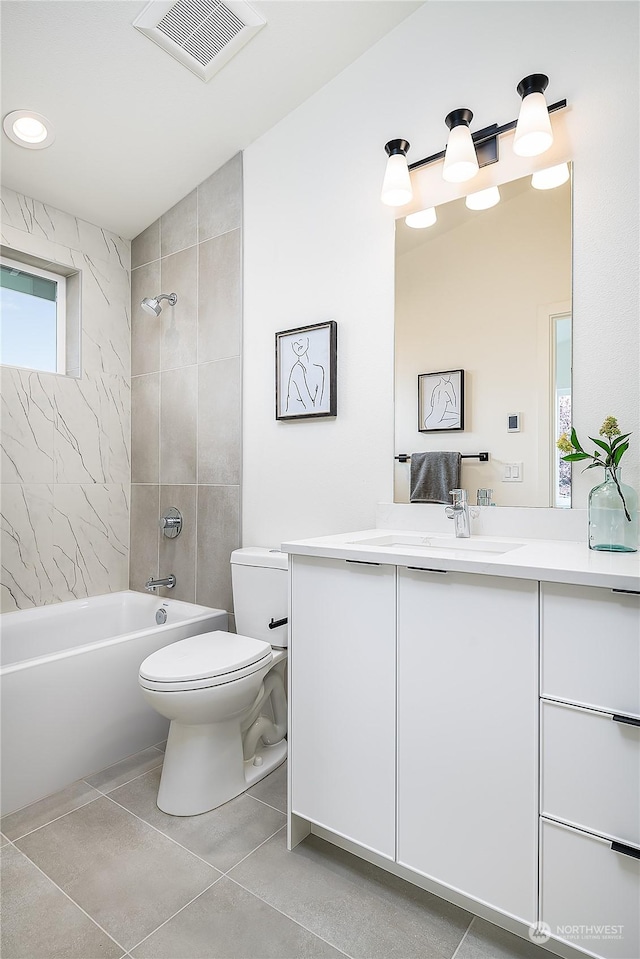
left=282, top=529, right=640, bottom=591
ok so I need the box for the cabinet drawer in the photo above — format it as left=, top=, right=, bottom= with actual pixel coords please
left=541, top=700, right=640, bottom=846
left=541, top=583, right=640, bottom=716
left=541, top=818, right=640, bottom=959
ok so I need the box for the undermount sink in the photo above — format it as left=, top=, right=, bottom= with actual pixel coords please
left=348, top=533, right=524, bottom=555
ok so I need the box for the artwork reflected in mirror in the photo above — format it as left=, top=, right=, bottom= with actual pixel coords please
left=394, top=167, right=572, bottom=507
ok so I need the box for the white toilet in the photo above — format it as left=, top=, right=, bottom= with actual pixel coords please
left=138, top=548, right=288, bottom=816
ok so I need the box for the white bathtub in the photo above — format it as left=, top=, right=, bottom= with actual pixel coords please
left=0, top=590, right=227, bottom=815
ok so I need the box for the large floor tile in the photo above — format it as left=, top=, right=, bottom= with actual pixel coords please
left=454, top=917, right=544, bottom=959
left=0, top=844, right=123, bottom=959
left=1, top=779, right=101, bottom=841
left=131, top=876, right=345, bottom=958
left=247, top=760, right=287, bottom=813
left=110, top=767, right=286, bottom=872
left=15, top=796, right=219, bottom=951
left=230, top=832, right=472, bottom=959
left=84, top=746, right=164, bottom=793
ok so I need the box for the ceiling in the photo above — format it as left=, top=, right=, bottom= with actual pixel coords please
left=1, top=0, right=421, bottom=239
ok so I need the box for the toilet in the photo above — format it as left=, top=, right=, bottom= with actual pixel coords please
left=138, top=548, right=288, bottom=816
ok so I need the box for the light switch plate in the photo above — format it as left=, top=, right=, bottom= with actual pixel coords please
left=503, top=462, right=523, bottom=482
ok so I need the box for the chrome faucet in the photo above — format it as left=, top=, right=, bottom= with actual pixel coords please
left=445, top=489, right=471, bottom=538
left=145, top=574, right=176, bottom=592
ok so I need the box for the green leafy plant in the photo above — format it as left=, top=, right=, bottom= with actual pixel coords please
left=557, top=416, right=632, bottom=521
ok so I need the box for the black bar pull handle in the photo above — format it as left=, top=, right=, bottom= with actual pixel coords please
left=612, top=714, right=640, bottom=728
left=268, top=617, right=288, bottom=630
left=345, top=560, right=381, bottom=566
left=611, top=841, right=640, bottom=861
left=612, top=588, right=640, bottom=595
left=407, top=567, right=448, bottom=574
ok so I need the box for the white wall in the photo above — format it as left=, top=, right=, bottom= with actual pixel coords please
left=243, top=1, right=639, bottom=546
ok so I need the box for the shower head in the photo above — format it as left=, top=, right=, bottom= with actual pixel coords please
left=141, top=292, right=178, bottom=316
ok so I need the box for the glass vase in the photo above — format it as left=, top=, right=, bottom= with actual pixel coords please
left=588, top=468, right=638, bottom=552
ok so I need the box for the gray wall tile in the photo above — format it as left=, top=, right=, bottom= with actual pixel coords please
left=198, top=229, right=241, bottom=363
left=131, top=375, right=159, bottom=484
left=160, top=247, right=197, bottom=370
left=198, top=153, right=242, bottom=242
left=131, top=218, right=160, bottom=269
left=198, top=358, right=241, bottom=485
left=159, top=485, right=196, bottom=602
left=196, top=485, right=240, bottom=612
left=131, top=261, right=161, bottom=376
left=159, top=366, right=197, bottom=485
left=130, top=485, right=160, bottom=590
left=161, top=189, right=197, bottom=258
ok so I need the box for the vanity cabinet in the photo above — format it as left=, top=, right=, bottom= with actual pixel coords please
left=397, top=568, right=538, bottom=923
left=540, top=583, right=640, bottom=959
left=289, top=555, right=396, bottom=859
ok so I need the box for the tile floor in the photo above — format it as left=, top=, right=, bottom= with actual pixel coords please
left=1, top=747, right=546, bottom=959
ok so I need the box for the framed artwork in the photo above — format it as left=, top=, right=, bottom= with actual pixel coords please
left=276, top=320, right=337, bottom=420
left=418, top=369, right=465, bottom=432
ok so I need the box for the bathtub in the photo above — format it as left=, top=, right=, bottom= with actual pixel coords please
left=0, top=590, right=227, bottom=815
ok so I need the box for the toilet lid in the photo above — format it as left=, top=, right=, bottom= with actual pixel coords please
left=139, top=630, right=272, bottom=685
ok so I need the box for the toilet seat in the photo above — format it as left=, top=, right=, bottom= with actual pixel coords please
left=139, top=630, right=273, bottom=692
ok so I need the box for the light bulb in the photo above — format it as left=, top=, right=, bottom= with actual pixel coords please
left=405, top=208, right=437, bottom=229
left=13, top=116, right=48, bottom=143
left=531, top=163, right=570, bottom=190
left=465, top=186, right=501, bottom=210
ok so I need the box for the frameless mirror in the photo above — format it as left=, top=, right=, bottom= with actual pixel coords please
left=394, top=165, right=572, bottom=507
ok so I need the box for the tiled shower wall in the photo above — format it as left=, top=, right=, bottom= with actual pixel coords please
left=129, top=154, right=242, bottom=616
left=0, top=188, right=131, bottom=611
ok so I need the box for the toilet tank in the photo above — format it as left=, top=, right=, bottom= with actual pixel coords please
left=230, top=548, right=289, bottom=647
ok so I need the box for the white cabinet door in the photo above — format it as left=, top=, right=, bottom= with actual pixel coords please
left=397, top=567, right=538, bottom=923
left=290, top=555, right=396, bottom=859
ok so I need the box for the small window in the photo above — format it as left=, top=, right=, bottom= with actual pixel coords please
left=1, top=255, right=67, bottom=374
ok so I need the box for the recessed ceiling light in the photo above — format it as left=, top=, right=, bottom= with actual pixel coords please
left=3, top=110, right=55, bottom=149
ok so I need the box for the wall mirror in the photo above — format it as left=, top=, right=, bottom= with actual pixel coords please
left=394, top=165, right=572, bottom=507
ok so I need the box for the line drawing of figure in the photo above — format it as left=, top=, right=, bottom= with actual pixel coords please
left=286, top=335, right=326, bottom=412
left=423, top=373, right=459, bottom=429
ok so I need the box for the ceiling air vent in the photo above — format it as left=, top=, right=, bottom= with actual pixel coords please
left=133, top=0, right=266, bottom=82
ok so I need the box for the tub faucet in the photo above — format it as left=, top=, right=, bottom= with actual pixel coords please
left=445, top=489, right=471, bottom=538
left=145, top=574, right=176, bottom=591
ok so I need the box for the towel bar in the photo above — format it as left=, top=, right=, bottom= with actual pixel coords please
left=395, top=452, right=489, bottom=463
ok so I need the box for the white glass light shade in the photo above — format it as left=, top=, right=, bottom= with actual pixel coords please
left=405, top=207, right=437, bottom=229
left=381, top=153, right=413, bottom=207
left=513, top=91, right=553, bottom=157
left=465, top=186, right=501, bottom=210
left=531, top=163, right=570, bottom=190
left=442, top=124, right=479, bottom=183
left=3, top=110, right=55, bottom=149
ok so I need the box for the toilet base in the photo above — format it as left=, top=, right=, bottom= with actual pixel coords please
left=156, top=719, right=287, bottom=817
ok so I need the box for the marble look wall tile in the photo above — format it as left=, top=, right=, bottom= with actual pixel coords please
left=198, top=153, right=242, bottom=242
left=130, top=485, right=160, bottom=592
left=198, top=229, right=241, bottom=363
left=131, top=261, right=161, bottom=376
left=132, top=219, right=160, bottom=269
left=159, top=367, right=197, bottom=485
left=131, top=374, right=159, bottom=484
left=160, top=247, right=197, bottom=370
left=197, top=358, right=241, bottom=485
left=53, top=374, right=109, bottom=484
left=159, top=485, right=196, bottom=603
left=196, top=485, right=240, bottom=613
left=53, top=485, right=129, bottom=601
left=161, top=189, right=197, bottom=258
left=1, top=485, right=54, bottom=612
left=81, top=255, right=131, bottom=378
left=0, top=369, right=54, bottom=484
left=105, top=374, right=131, bottom=484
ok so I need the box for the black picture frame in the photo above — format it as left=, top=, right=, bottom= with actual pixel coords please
left=276, top=320, right=337, bottom=420
left=418, top=369, right=465, bottom=432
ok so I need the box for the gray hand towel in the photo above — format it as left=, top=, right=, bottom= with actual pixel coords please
left=410, top=452, right=461, bottom=504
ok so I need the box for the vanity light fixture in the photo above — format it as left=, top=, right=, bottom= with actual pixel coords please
left=3, top=110, right=55, bottom=149
left=531, top=162, right=570, bottom=190
left=381, top=139, right=413, bottom=207
left=465, top=186, right=501, bottom=210
left=513, top=74, right=554, bottom=157
left=381, top=73, right=566, bottom=207
left=442, top=110, right=479, bottom=183
left=405, top=207, right=437, bottom=229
